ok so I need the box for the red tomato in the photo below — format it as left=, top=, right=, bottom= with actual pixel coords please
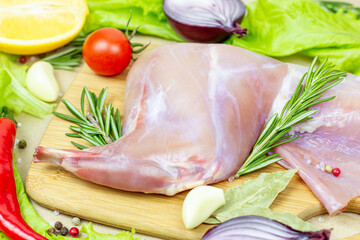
left=82, top=28, right=132, bottom=76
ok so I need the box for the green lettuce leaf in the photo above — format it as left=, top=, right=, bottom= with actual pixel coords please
left=0, top=155, right=140, bottom=240
left=83, top=0, right=183, bottom=41
left=81, top=223, right=140, bottom=240
left=0, top=53, right=55, bottom=118
left=226, top=0, right=360, bottom=74
left=0, top=70, right=11, bottom=101
left=303, top=47, right=360, bottom=75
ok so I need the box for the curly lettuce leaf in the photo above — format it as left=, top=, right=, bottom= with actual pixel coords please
left=0, top=53, right=55, bottom=118
left=303, top=46, right=360, bottom=75
left=226, top=0, right=360, bottom=74
left=0, top=70, right=11, bottom=101
left=81, top=223, right=140, bottom=240
left=83, top=0, right=183, bottom=41
left=0, top=155, right=141, bottom=240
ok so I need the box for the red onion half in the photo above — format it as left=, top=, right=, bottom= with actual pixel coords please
left=202, top=215, right=331, bottom=240
left=163, top=0, right=247, bottom=43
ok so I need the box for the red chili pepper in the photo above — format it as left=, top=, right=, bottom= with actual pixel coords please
left=0, top=117, right=47, bottom=240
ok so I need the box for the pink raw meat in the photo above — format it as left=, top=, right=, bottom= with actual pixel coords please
left=34, top=43, right=360, bottom=216
left=34, top=43, right=287, bottom=195
left=271, top=68, right=360, bottom=216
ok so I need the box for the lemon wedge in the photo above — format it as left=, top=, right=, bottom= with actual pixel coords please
left=0, top=0, right=88, bottom=55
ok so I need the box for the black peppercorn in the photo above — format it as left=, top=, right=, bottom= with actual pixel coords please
left=54, top=221, right=63, bottom=230
left=47, top=227, right=55, bottom=235
left=60, top=227, right=69, bottom=236
left=18, top=139, right=27, bottom=149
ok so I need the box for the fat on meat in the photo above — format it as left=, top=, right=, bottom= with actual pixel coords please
left=33, top=43, right=287, bottom=195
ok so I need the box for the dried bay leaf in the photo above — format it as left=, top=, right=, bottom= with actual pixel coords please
left=204, top=169, right=319, bottom=232
left=212, top=169, right=298, bottom=217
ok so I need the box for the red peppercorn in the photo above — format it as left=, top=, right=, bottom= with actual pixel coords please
left=332, top=167, right=341, bottom=177
left=69, top=227, right=79, bottom=237
left=19, top=56, right=27, bottom=64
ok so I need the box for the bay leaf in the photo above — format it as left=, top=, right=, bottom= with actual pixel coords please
left=212, top=169, right=298, bottom=217
left=204, top=169, right=319, bottom=232
left=215, top=207, right=319, bottom=232
left=203, top=217, right=220, bottom=224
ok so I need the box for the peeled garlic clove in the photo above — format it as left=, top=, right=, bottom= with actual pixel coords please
left=26, top=61, right=59, bottom=102
left=182, top=186, right=225, bottom=229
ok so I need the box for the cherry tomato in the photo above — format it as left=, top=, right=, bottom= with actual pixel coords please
left=82, top=28, right=132, bottom=76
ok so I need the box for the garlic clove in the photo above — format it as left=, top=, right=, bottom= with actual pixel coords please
left=182, top=185, right=225, bottom=229
left=26, top=61, right=59, bottom=102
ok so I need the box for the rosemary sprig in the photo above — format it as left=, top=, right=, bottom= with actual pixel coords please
left=53, top=87, right=122, bottom=149
left=42, top=32, right=89, bottom=70
left=42, top=45, right=83, bottom=70
left=317, top=0, right=360, bottom=18
left=234, top=57, right=347, bottom=178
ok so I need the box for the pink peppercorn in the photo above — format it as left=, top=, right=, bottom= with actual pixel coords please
left=19, top=56, right=27, bottom=64
left=332, top=167, right=341, bottom=177
left=69, top=227, right=79, bottom=237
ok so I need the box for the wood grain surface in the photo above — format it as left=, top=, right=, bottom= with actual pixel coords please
left=26, top=45, right=360, bottom=240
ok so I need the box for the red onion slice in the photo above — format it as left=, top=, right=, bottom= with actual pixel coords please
left=202, top=215, right=331, bottom=240
left=163, top=0, right=247, bottom=43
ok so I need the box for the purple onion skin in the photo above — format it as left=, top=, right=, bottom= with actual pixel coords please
left=167, top=18, right=233, bottom=43
left=167, top=16, right=246, bottom=43
left=163, top=0, right=247, bottom=43
left=202, top=215, right=331, bottom=240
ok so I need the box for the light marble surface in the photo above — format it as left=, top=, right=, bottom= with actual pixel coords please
left=14, top=1, right=360, bottom=238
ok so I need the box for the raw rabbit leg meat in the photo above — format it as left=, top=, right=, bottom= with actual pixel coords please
left=34, top=43, right=360, bottom=217
left=34, top=43, right=287, bottom=195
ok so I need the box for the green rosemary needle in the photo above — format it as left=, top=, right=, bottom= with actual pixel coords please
left=53, top=87, right=122, bottom=149
left=42, top=45, right=83, bottom=70
left=235, top=57, right=347, bottom=178
left=317, top=0, right=360, bottom=18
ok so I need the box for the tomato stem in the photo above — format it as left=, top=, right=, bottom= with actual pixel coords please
left=125, top=11, right=151, bottom=60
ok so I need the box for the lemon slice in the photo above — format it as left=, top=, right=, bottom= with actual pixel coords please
left=0, top=0, right=88, bottom=55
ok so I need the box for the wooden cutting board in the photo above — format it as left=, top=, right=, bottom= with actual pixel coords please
left=26, top=45, right=360, bottom=240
